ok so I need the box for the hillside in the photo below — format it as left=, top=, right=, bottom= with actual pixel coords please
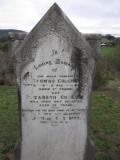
left=0, top=29, right=27, bottom=42
left=0, top=29, right=26, bottom=37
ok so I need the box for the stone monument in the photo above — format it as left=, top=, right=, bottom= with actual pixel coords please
left=15, top=3, right=101, bottom=160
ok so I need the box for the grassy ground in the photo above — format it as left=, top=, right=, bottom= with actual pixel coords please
left=107, top=79, right=120, bottom=89
left=91, top=91, right=120, bottom=160
left=0, top=86, right=120, bottom=160
left=101, top=47, right=115, bottom=57
left=0, top=86, right=19, bottom=160
left=101, top=46, right=120, bottom=71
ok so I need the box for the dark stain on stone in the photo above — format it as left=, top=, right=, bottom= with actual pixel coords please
left=23, top=72, right=29, bottom=80
left=71, top=47, right=83, bottom=99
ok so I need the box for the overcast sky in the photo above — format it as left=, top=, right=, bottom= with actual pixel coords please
left=0, top=0, right=120, bottom=37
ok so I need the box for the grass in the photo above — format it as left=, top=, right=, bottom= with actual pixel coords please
left=101, top=46, right=120, bottom=66
left=91, top=92, right=120, bottom=160
left=107, top=79, right=120, bottom=89
left=101, top=46, right=120, bottom=81
left=101, top=47, right=115, bottom=57
left=0, top=86, right=19, bottom=159
left=0, top=86, right=120, bottom=160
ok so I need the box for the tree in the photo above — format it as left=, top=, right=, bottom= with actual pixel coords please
left=105, top=34, right=115, bottom=40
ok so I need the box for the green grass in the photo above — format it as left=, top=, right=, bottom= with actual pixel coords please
left=0, top=86, right=120, bottom=160
left=0, top=86, right=19, bottom=159
left=101, top=47, right=115, bottom=57
left=101, top=46, right=120, bottom=80
left=101, top=46, right=120, bottom=63
left=91, top=92, right=120, bottom=160
left=107, top=79, right=120, bottom=89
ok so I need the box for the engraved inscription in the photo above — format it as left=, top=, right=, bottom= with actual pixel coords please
left=22, top=49, right=86, bottom=126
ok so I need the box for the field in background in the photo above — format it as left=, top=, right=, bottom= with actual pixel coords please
left=0, top=86, right=120, bottom=160
left=101, top=46, right=120, bottom=70
left=101, top=47, right=114, bottom=57
left=94, top=46, right=120, bottom=90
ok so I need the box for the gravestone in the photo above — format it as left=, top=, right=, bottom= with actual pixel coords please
left=15, top=3, right=101, bottom=160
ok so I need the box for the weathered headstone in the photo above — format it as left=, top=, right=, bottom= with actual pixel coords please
left=15, top=3, right=101, bottom=160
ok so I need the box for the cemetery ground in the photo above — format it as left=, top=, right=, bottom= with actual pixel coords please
left=0, top=84, right=120, bottom=160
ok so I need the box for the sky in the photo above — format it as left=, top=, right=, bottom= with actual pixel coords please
left=0, top=0, right=120, bottom=37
